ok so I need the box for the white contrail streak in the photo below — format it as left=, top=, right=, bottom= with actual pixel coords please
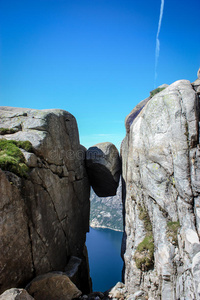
left=154, top=0, right=165, bottom=87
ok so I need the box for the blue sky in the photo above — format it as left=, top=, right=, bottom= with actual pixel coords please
left=0, top=0, right=200, bottom=149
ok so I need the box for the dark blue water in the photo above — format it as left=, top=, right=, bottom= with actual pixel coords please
left=86, top=227, right=123, bottom=292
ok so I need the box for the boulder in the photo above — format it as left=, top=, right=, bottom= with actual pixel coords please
left=0, top=107, right=90, bottom=294
left=26, top=272, right=81, bottom=300
left=197, top=68, right=200, bottom=79
left=86, top=142, right=121, bottom=197
left=121, top=80, right=200, bottom=299
left=0, top=288, right=34, bottom=300
left=109, top=282, right=127, bottom=299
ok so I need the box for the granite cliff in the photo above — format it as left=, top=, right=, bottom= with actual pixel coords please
left=121, top=78, right=200, bottom=299
left=0, top=107, right=91, bottom=295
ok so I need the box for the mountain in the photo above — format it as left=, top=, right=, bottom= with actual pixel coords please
left=90, top=179, right=123, bottom=232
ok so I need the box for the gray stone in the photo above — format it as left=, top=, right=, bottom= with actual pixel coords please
left=125, top=97, right=150, bottom=134
left=0, top=288, right=34, bottom=300
left=121, top=80, right=200, bottom=299
left=26, top=272, right=81, bottom=300
left=86, top=142, right=121, bottom=197
left=127, top=290, right=146, bottom=300
left=0, top=107, right=90, bottom=294
left=192, top=78, right=200, bottom=94
left=197, top=68, right=200, bottom=79
left=109, top=282, right=127, bottom=299
left=0, top=170, right=33, bottom=291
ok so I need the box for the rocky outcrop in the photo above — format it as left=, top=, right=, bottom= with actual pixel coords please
left=0, top=107, right=90, bottom=294
left=26, top=272, right=81, bottom=300
left=90, top=179, right=123, bottom=231
left=121, top=80, right=200, bottom=299
left=0, top=289, right=34, bottom=300
left=197, top=68, right=200, bottom=79
left=192, top=78, right=200, bottom=95
left=125, top=84, right=169, bottom=134
left=86, top=142, right=121, bottom=197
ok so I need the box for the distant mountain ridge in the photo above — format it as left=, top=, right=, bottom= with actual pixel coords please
left=90, top=179, right=123, bottom=232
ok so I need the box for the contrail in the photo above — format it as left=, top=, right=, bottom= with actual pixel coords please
left=154, top=0, right=165, bottom=87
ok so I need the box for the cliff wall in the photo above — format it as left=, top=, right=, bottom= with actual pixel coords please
left=121, top=79, right=200, bottom=299
left=0, top=107, right=90, bottom=294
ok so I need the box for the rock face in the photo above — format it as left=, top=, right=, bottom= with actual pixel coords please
left=0, top=107, right=90, bottom=294
left=0, top=288, right=34, bottom=300
left=197, top=68, right=200, bottom=79
left=121, top=80, right=200, bottom=299
left=86, top=142, right=121, bottom=197
left=26, top=272, right=81, bottom=300
left=90, top=179, right=123, bottom=231
left=125, top=84, right=169, bottom=134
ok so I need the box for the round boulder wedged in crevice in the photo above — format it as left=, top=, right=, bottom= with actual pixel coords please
left=86, top=142, right=121, bottom=197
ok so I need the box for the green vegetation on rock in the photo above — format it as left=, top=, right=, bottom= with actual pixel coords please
left=138, top=203, right=152, bottom=232
left=0, top=139, right=32, bottom=177
left=134, top=235, right=154, bottom=271
left=134, top=202, right=154, bottom=271
left=167, top=221, right=180, bottom=246
left=150, top=87, right=166, bottom=98
left=0, top=128, right=17, bottom=135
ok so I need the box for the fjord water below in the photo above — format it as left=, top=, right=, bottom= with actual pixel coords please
left=86, top=227, right=123, bottom=292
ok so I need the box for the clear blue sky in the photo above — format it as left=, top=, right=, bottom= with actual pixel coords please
left=0, top=0, right=200, bottom=149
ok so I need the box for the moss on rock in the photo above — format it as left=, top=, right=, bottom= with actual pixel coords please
left=0, top=128, right=17, bottom=135
left=0, top=139, right=32, bottom=177
left=150, top=87, right=166, bottom=98
left=134, top=202, right=154, bottom=271
left=138, top=203, right=152, bottom=232
left=167, top=221, right=180, bottom=246
left=134, top=235, right=154, bottom=271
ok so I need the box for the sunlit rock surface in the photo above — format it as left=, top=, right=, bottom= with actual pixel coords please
left=121, top=80, right=200, bottom=299
left=0, top=288, right=34, bottom=300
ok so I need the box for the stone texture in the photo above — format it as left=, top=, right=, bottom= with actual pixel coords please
left=0, top=288, right=34, bottom=300
left=86, top=142, right=121, bottom=197
left=0, top=107, right=90, bottom=294
left=109, top=282, right=127, bottom=299
left=125, top=84, right=169, bottom=134
left=64, top=255, right=91, bottom=291
left=0, top=170, right=33, bottom=290
left=121, top=80, right=200, bottom=299
left=192, top=78, right=200, bottom=95
left=26, top=272, right=81, bottom=300
left=125, top=97, right=150, bottom=134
